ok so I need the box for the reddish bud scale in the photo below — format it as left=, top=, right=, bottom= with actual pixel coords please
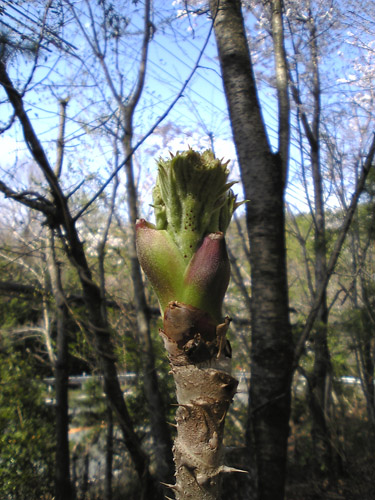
left=182, top=232, right=230, bottom=322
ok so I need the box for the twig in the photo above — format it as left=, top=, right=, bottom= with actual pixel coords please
left=74, top=21, right=214, bottom=220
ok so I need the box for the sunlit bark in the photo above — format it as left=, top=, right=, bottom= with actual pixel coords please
left=209, top=1, right=293, bottom=498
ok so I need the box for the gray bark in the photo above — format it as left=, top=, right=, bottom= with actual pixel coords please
left=48, top=99, right=74, bottom=500
left=209, top=1, right=293, bottom=499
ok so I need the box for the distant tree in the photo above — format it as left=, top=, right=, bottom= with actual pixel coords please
left=340, top=184, right=375, bottom=429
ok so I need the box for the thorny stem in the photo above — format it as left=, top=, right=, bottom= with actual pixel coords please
left=136, top=150, right=246, bottom=499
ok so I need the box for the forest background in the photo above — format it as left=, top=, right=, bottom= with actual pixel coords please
left=0, top=0, right=375, bottom=499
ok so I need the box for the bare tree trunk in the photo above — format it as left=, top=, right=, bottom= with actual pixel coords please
left=209, top=1, right=293, bottom=499
left=104, top=404, right=114, bottom=500
left=96, top=141, right=120, bottom=500
left=122, top=131, right=174, bottom=483
left=46, top=99, right=75, bottom=500
left=309, top=174, right=333, bottom=475
left=118, top=0, right=174, bottom=481
left=304, top=14, right=333, bottom=475
left=360, top=336, right=375, bottom=425
left=358, top=280, right=375, bottom=427
left=47, top=235, right=74, bottom=500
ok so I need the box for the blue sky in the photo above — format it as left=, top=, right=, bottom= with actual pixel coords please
left=0, top=1, right=245, bottom=218
left=3, top=0, right=368, bottom=218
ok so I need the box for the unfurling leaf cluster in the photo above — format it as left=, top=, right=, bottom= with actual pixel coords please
left=136, top=149, right=242, bottom=321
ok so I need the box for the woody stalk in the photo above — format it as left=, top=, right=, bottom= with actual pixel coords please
left=136, top=149, right=243, bottom=499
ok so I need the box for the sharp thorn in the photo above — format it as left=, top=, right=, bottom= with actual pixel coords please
left=160, top=481, right=174, bottom=488
left=171, top=403, right=194, bottom=408
left=219, top=464, right=248, bottom=474
left=160, top=481, right=181, bottom=492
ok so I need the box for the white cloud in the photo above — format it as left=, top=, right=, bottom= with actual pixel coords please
left=0, top=135, right=22, bottom=167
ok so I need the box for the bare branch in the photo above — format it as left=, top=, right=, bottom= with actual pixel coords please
left=270, top=0, right=290, bottom=182
left=126, top=0, right=151, bottom=118
left=55, top=98, right=69, bottom=178
left=286, top=206, right=315, bottom=299
left=0, top=180, right=55, bottom=216
left=0, top=280, right=43, bottom=297
left=4, top=1, right=78, bottom=52
left=0, top=61, right=68, bottom=219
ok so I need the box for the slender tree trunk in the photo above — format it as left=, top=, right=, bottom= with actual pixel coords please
left=47, top=99, right=75, bottom=500
left=209, top=1, right=293, bottom=499
left=39, top=102, right=74, bottom=499
left=47, top=239, right=74, bottom=500
left=122, top=127, right=174, bottom=482
left=357, top=282, right=375, bottom=427
left=300, top=14, right=333, bottom=475
left=52, top=284, right=72, bottom=500
left=111, top=0, right=174, bottom=480
left=309, top=161, right=333, bottom=476
left=97, top=172, right=118, bottom=500
left=349, top=211, right=375, bottom=428
left=118, top=0, right=174, bottom=478
left=361, top=336, right=375, bottom=425
left=104, top=404, right=114, bottom=500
